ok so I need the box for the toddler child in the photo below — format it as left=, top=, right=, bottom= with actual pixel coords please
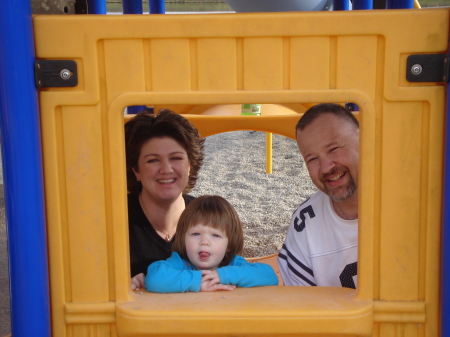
left=144, top=195, right=279, bottom=293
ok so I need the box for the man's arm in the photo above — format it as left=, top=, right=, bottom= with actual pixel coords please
left=278, top=243, right=316, bottom=286
left=278, top=204, right=317, bottom=286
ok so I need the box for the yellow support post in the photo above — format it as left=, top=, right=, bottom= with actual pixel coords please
left=266, top=132, right=273, bottom=174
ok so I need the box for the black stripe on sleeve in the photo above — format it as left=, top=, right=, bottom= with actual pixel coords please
left=282, top=244, right=314, bottom=276
left=279, top=251, right=316, bottom=286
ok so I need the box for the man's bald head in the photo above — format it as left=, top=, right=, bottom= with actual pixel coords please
left=296, top=103, right=359, bottom=132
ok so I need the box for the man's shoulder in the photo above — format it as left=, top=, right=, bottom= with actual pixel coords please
left=296, top=190, right=326, bottom=211
left=288, top=190, right=332, bottom=234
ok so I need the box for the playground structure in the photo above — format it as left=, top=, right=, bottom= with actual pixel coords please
left=223, top=0, right=333, bottom=12
left=1, top=0, right=450, bottom=337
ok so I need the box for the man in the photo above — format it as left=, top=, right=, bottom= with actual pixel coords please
left=278, top=103, right=359, bottom=288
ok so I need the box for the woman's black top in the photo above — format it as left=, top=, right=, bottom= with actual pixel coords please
left=128, top=193, right=195, bottom=276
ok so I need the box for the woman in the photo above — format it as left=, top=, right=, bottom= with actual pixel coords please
left=125, top=109, right=204, bottom=290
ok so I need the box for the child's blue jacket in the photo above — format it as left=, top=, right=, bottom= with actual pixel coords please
left=145, top=252, right=279, bottom=293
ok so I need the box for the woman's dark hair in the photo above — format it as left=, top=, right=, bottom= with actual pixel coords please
left=125, top=109, right=205, bottom=194
left=172, top=195, right=244, bottom=267
left=296, top=103, right=359, bottom=131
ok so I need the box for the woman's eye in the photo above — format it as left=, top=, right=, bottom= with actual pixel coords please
left=191, top=232, right=200, bottom=236
left=212, top=234, right=221, bottom=238
left=147, top=158, right=158, bottom=163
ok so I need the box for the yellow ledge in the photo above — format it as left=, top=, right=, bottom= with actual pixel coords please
left=373, top=300, right=426, bottom=323
left=116, top=287, right=373, bottom=336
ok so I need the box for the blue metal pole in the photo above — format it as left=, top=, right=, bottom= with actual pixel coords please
left=123, top=0, right=148, bottom=114
left=334, top=0, right=351, bottom=10
left=442, top=56, right=450, bottom=337
left=0, top=1, right=50, bottom=337
left=386, top=0, right=414, bottom=8
left=149, top=0, right=166, bottom=14
left=352, top=0, right=373, bottom=9
left=123, top=0, right=143, bottom=14
left=87, top=0, right=107, bottom=14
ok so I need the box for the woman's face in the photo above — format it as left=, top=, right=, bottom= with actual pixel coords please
left=134, top=137, right=190, bottom=202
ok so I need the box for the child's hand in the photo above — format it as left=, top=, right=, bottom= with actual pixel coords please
left=131, top=273, right=145, bottom=290
left=200, top=270, right=235, bottom=292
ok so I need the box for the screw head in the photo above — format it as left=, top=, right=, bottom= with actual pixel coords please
left=60, top=69, right=71, bottom=80
left=411, top=64, right=422, bottom=75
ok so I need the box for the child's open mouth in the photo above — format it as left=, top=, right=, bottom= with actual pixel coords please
left=199, top=252, right=210, bottom=260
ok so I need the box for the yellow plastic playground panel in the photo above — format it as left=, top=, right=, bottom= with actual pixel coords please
left=33, top=8, right=448, bottom=337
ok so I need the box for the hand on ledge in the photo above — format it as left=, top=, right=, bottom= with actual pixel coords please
left=201, top=270, right=235, bottom=292
left=131, top=273, right=145, bottom=290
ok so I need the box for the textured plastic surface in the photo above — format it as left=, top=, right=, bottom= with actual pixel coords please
left=224, top=0, right=332, bottom=12
left=33, top=8, right=448, bottom=337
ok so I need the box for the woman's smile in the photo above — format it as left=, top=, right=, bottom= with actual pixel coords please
left=134, top=137, right=190, bottom=202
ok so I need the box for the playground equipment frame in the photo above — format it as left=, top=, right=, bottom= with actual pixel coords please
left=1, top=0, right=448, bottom=336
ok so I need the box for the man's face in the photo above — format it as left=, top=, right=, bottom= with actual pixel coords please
left=296, top=113, right=359, bottom=202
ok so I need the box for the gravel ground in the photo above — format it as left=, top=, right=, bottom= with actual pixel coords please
left=191, top=130, right=316, bottom=258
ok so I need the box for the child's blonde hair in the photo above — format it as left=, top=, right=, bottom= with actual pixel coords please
left=172, top=195, right=244, bottom=267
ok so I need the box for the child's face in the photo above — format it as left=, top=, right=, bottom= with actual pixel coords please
left=185, top=224, right=229, bottom=270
